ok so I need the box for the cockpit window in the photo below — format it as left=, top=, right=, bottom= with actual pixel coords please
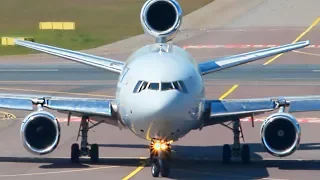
left=172, top=81, right=180, bottom=90
left=161, top=82, right=174, bottom=91
left=178, top=81, right=188, bottom=93
left=133, top=80, right=143, bottom=93
left=148, top=82, right=159, bottom=90
left=133, top=80, right=188, bottom=93
left=172, top=81, right=188, bottom=93
left=139, top=81, right=148, bottom=92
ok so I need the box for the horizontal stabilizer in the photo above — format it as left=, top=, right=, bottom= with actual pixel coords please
left=199, top=40, right=310, bottom=75
left=14, top=39, right=124, bottom=74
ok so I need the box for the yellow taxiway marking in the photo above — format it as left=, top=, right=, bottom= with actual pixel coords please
left=0, top=166, right=119, bottom=177
left=0, top=110, right=16, bottom=120
left=0, top=87, right=114, bottom=98
left=218, top=85, right=238, bottom=100
left=122, top=159, right=148, bottom=180
left=264, top=17, right=320, bottom=65
left=122, top=161, right=147, bottom=180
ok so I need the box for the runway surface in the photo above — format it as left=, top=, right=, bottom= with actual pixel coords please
left=1, top=64, right=320, bottom=82
left=1, top=0, right=320, bottom=179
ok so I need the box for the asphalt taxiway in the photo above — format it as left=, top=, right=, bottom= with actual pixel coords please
left=1, top=0, right=320, bottom=179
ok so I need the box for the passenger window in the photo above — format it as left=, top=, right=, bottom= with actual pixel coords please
left=133, top=81, right=143, bottom=93
left=161, top=82, right=174, bottom=91
left=148, top=83, right=159, bottom=90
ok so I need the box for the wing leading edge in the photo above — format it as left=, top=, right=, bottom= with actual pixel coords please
left=204, top=96, right=320, bottom=126
left=0, top=93, right=115, bottom=117
left=14, top=40, right=124, bottom=74
left=199, top=40, right=310, bottom=75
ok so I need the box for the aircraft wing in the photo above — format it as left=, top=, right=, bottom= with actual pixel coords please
left=14, top=39, right=124, bottom=74
left=203, top=96, right=320, bottom=127
left=0, top=93, right=116, bottom=119
left=198, top=40, right=310, bottom=75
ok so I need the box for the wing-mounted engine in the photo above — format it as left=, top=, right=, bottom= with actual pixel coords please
left=20, top=111, right=60, bottom=155
left=260, top=112, right=301, bottom=157
left=140, top=0, right=183, bottom=43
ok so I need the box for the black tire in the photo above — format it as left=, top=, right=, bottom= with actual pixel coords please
left=71, top=143, right=80, bottom=163
left=222, top=144, right=231, bottom=164
left=241, top=144, right=250, bottom=164
left=90, top=144, right=99, bottom=163
left=151, top=161, right=160, bottom=177
left=160, top=159, right=170, bottom=177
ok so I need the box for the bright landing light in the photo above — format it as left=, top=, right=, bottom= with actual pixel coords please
left=153, top=141, right=168, bottom=151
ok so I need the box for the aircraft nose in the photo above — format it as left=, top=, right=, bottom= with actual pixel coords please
left=157, top=92, right=179, bottom=112
left=146, top=91, right=181, bottom=117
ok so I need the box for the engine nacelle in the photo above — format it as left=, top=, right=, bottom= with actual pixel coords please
left=140, top=0, right=183, bottom=42
left=260, top=113, right=301, bottom=157
left=20, top=111, right=60, bottom=155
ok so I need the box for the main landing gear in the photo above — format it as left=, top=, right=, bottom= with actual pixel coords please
left=71, top=116, right=102, bottom=163
left=221, top=119, right=251, bottom=164
left=149, top=140, right=172, bottom=177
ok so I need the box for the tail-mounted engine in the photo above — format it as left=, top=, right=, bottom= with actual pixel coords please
left=260, top=112, right=301, bottom=157
left=20, top=111, right=60, bottom=155
left=140, top=0, right=183, bottom=42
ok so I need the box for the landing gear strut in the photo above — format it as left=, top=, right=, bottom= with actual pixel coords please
left=149, top=140, right=172, bottom=177
left=71, top=116, right=102, bottom=163
left=221, top=119, right=250, bottom=164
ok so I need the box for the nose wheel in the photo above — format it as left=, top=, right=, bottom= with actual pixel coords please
left=149, top=140, right=171, bottom=177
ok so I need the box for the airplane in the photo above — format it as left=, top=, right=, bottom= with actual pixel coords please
left=2, top=0, right=319, bottom=178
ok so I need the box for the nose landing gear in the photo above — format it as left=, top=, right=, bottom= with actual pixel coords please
left=149, top=140, right=172, bottom=177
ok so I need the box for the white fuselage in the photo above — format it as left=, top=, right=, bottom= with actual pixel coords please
left=115, top=43, right=205, bottom=141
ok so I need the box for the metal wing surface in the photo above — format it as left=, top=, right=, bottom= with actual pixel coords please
left=198, top=41, right=310, bottom=75
left=204, top=96, right=320, bottom=126
left=14, top=40, right=124, bottom=74
left=0, top=93, right=115, bottom=117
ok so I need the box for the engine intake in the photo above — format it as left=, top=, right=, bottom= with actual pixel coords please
left=260, top=113, right=301, bottom=157
left=20, top=111, right=60, bottom=155
left=141, top=0, right=182, bottom=42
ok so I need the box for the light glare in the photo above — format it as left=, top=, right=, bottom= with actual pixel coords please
left=153, top=141, right=168, bottom=151
left=154, top=142, right=161, bottom=150
left=161, top=143, right=167, bottom=150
